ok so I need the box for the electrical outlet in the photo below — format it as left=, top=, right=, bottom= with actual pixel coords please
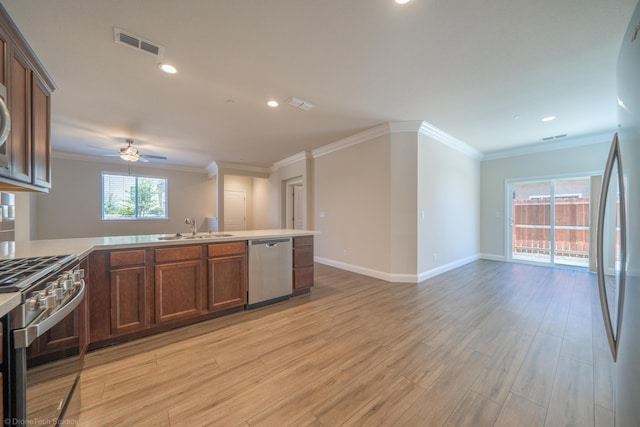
left=319, top=212, right=325, bottom=218
left=433, top=253, right=437, bottom=262
left=343, top=249, right=348, bottom=257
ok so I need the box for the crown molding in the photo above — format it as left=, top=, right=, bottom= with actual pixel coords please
left=388, top=120, right=424, bottom=133
left=207, top=161, right=270, bottom=178
left=52, top=151, right=206, bottom=174
left=418, top=122, right=483, bottom=160
left=482, top=131, right=613, bottom=161
left=311, top=123, right=390, bottom=159
left=272, top=151, right=313, bottom=170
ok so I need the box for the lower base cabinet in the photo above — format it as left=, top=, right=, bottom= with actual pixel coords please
left=110, top=265, right=147, bottom=335
left=208, top=242, right=247, bottom=311
left=88, top=242, right=249, bottom=349
left=293, top=236, right=314, bottom=295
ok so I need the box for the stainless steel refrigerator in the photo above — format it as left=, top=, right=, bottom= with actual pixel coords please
left=596, top=1, right=640, bottom=426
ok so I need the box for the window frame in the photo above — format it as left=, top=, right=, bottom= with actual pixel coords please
left=101, top=172, right=169, bottom=221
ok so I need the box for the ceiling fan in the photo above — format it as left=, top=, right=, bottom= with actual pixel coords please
left=102, top=138, right=167, bottom=162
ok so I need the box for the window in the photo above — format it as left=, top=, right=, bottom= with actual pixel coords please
left=102, top=173, right=167, bottom=220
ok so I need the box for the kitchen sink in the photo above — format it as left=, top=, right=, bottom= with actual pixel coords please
left=157, top=234, right=184, bottom=240
left=158, top=233, right=234, bottom=241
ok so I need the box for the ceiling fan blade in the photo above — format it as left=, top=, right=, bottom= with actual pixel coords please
left=140, top=154, right=167, bottom=160
left=88, top=145, right=112, bottom=152
left=138, top=157, right=149, bottom=163
left=103, top=154, right=120, bottom=157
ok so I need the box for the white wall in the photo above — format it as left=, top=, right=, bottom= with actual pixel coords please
left=314, top=133, right=392, bottom=276
left=32, top=156, right=217, bottom=239
left=390, top=131, right=418, bottom=278
left=480, top=141, right=610, bottom=259
left=252, top=175, right=279, bottom=229
left=418, top=133, right=481, bottom=277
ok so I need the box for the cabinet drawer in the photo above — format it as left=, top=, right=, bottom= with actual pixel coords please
left=293, top=266, right=314, bottom=290
left=293, top=245, right=313, bottom=268
left=208, top=242, right=245, bottom=258
left=293, top=236, right=313, bottom=247
left=155, top=246, right=202, bottom=263
left=110, top=250, right=146, bottom=267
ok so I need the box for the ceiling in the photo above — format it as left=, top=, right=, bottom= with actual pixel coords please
left=1, top=0, right=637, bottom=169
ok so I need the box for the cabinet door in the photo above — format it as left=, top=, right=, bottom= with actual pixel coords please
left=8, top=48, right=31, bottom=183
left=31, top=74, right=51, bottom=188
left=208, top=254, right=246, bottom=311
left=292, top=237, right=314, bottom=292
left=155, top=260, right=203, bottom=324
left=110, top=266, right=148, bottom=335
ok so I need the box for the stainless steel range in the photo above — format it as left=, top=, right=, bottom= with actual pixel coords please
left=0, top=254, right=86, bottom=425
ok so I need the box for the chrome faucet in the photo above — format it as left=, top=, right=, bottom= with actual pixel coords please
left=184, top=217, right=197, bottom=235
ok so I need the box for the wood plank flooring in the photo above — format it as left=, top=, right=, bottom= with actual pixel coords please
left=75, top=260, right=615, bottom=426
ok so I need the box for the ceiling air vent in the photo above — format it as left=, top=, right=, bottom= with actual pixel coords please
left=114, top=27, right=164, bottom=58
left=541, top=134, right=567, bottom=142
left=287, top=96, right=316, bottom=111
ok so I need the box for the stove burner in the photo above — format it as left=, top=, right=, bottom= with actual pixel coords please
left=0, top=255, right=76, bottom=293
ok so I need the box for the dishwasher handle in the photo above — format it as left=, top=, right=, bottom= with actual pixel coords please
left=250, top=238, right=291, bottom=246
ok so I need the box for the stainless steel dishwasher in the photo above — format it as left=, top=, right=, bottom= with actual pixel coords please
left=246, top=238, right=292, bottom=309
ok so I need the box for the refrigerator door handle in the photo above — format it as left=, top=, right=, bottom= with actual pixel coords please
left=596, top=132, right=628, bottom=362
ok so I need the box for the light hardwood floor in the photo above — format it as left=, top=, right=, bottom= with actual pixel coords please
left=76, top=260, right=615, bottom=426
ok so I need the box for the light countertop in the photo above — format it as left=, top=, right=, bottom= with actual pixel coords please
left=0, top=229, right=319, bottom=260
left=0, top=229, right=318, bottom=316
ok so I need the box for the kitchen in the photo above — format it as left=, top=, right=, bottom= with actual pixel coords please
left=0, top=0, right=639, bottom=426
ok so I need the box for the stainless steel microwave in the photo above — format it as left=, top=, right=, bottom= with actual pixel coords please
left=0, top=83, right=11, bottom=171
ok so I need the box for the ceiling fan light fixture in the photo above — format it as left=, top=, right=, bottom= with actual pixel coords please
left=120, top=142, right=140, bottom=161
left=120, top=151, right=139, bottom=162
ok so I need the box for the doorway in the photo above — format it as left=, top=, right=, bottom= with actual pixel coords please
left=509, top=177, right=590, bottom=267
left=224, top=190, right=246, bottom=231
left=285, top=180, right=304, bottom=230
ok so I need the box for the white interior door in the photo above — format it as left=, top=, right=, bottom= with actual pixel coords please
left=224, top=190, right=246, bottom=231
left=292, top=184, right=304, bottom=229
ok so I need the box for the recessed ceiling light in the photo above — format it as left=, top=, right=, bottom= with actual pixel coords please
left=394, top=0, right=412, bottom=4
left=541, top=116, right=556, bottom=122
left=267, top=100, right=279, bottom=107
left=158, top=63, right=177, bottom=74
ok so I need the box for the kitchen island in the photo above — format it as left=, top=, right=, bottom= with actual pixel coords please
left=0, top=229, right=317, bottom=352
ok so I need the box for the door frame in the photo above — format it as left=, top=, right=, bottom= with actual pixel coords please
left=505, top=171, right=601, bottom=268
left=284, top=178, right=304, bottom=229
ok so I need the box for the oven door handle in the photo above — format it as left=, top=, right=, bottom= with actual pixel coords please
left=13, top=279, right=86, bottom=349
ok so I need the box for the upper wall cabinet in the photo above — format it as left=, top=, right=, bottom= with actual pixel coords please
left=0, top=4, right=55, bottom=192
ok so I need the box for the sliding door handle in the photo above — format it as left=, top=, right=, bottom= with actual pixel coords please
left=596, top=132, right=627, bottom=362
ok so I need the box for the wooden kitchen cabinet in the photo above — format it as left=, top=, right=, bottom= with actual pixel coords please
left=31, top=75, right=52, bottom=188
left=7, top=48, right=31, bottom=184
left=0, top=4, right=54, bottom=192
left=292, top=236, right=314, bottom=295
left=207, top=242, right=247, bottom=312
left=109, top=250, right=148, bottom=335
left=88, top=249, right=151, bottom=344
left=154, top=246, right=204, bottom=324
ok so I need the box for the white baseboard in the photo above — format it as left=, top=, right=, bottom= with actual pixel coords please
left=416, top=254, right=481, bottom=282
left=314, top=254, right=482, bottom=284
left=313, top=257, right=413, bottom=282
left=480, top=253, right=506, bottom=262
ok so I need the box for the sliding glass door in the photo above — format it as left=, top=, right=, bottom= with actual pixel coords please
left=510, top=177, right=590, bottom=267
